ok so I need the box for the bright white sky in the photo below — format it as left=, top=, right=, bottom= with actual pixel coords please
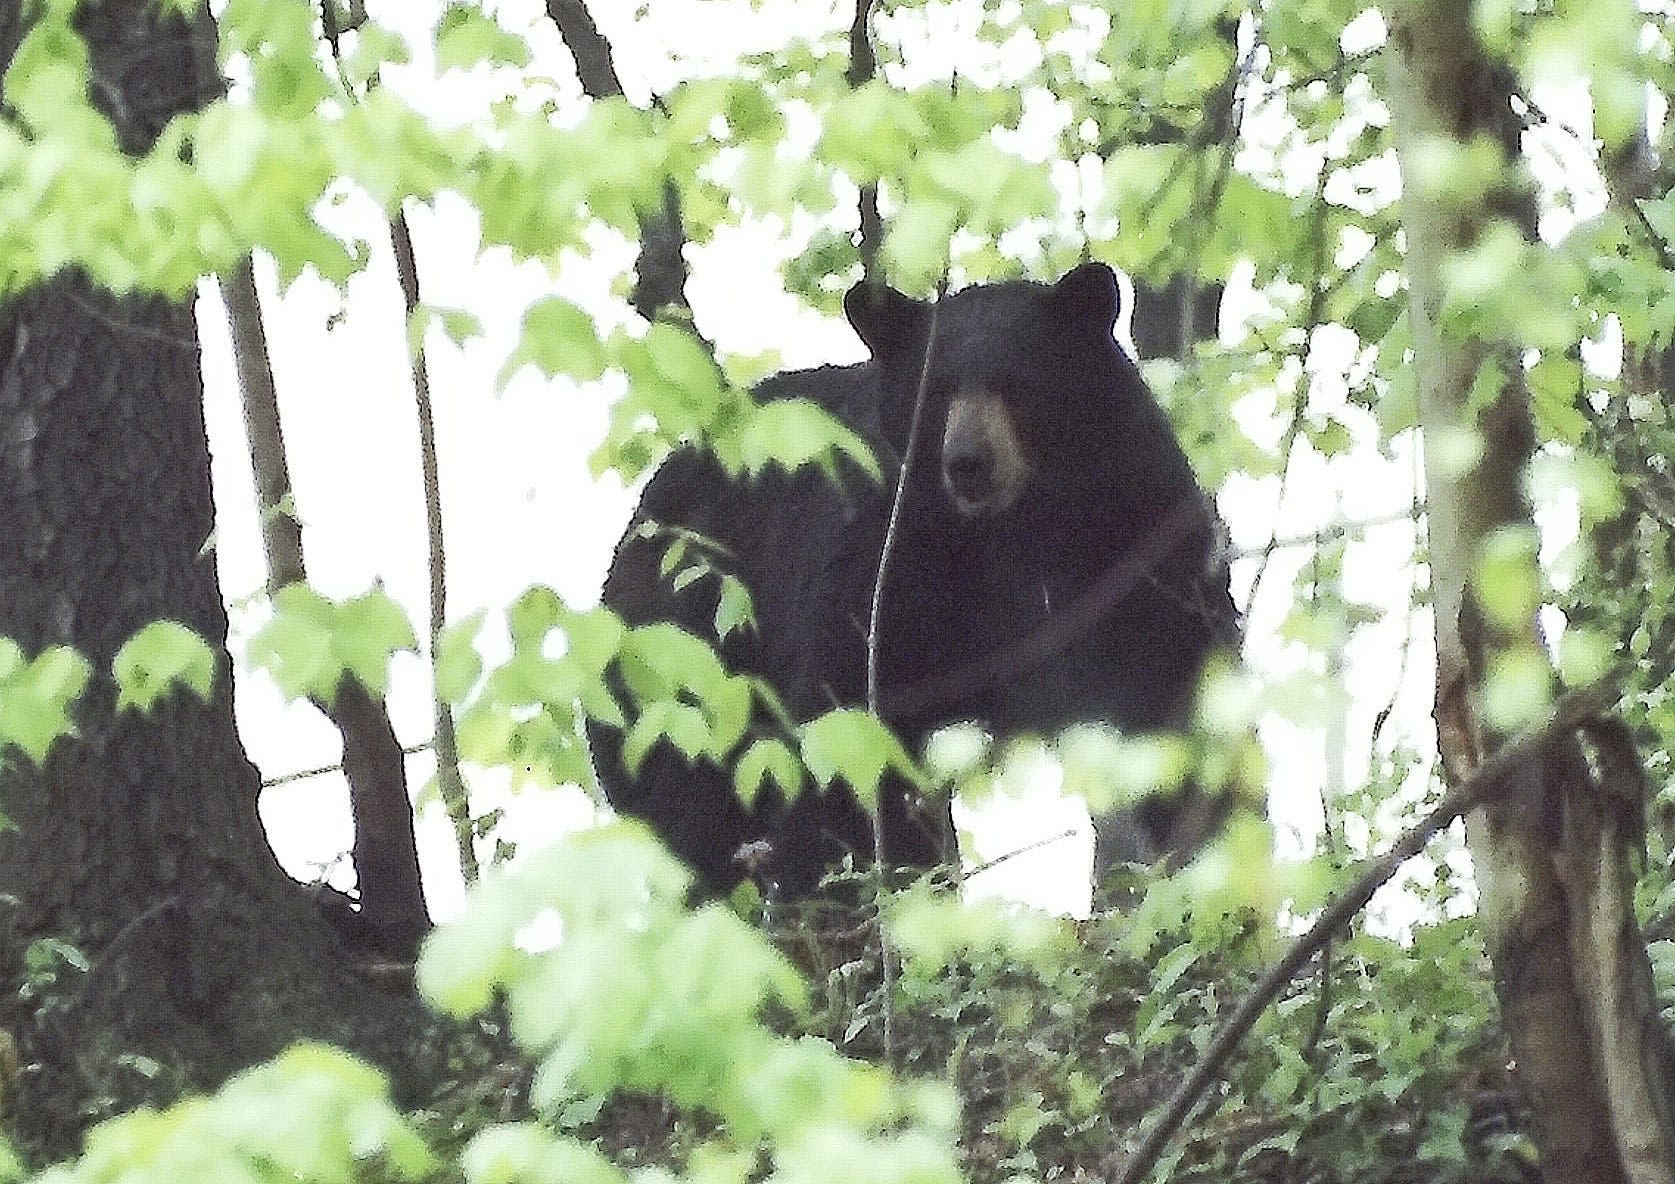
left=190, top=1, right=1602, bottom=925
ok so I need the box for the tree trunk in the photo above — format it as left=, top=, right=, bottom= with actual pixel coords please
left=220, top=254, right=431, bottom=957
left=1385, top=4, right=1675, bottom=1181
left=0, top=0, right=435, bottom=1156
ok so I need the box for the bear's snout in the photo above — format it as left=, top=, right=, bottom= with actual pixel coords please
left=942, top=390, right=1029, bottom=516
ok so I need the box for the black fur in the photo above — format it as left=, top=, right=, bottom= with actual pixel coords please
left=589, top=264, right=1240, bottom=899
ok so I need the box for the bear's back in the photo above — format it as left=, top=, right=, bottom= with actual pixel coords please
left=601, top=362, right=894, bottom=717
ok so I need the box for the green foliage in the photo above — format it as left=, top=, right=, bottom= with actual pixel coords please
left=449, top=592, right=622, bottom=789
left=0, top=638, right=90, bottom=766
left=31, top=1044, right=433, bottom=1184
left=435, top=4, right=532, bottom=73
left=7, top=0, right=1675, bottom=1179
left=111, top=622, right=216, bottom=714
left=799, top=709, right=924, bottom=810
left=246, top=585, right=417, bottom=702
left=419, top=826, right=961, bottom=1184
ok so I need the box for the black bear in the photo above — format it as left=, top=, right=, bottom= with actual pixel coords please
left=589, top=262, right=1241, bottom=900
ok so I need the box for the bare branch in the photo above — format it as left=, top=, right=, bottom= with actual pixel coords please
left=261, top=740, right=435, bottom=789
left=964, top=827, right=1079, bottom=881
left=544, top=0, right=625, bottom=98
left=321, top=2, right=478, bottom=889
left=864, top=298, right=944, bottom=1064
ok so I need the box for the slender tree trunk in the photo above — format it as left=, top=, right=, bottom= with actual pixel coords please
left=0, top=0, right=435, bottom=1156
left=1385, top=5, right=1675, bottom=1181
left=220, top=255, right=430, bottom=956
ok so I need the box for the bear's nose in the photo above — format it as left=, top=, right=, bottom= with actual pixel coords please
left=944, top=447, right=995, bottom=503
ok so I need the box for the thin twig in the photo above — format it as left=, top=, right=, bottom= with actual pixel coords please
left=965, top=828, right=1080, bottom=881
left=261, top=740, right=435, bottom=789
left=389, top=211, right=478, bottom=886
left=865, top=298, right=943, bottom=1065
left=1239, top=134, right=1337, bottom=618
left=320, top=3, right=478, bottom=887
left=1110, top=680, right=1622, bottom=1184
left=1225, top=502, right=1426, bottom=562
left=1302, top=518, right=1342, bottom=1067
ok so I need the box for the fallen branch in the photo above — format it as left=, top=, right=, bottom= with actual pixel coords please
left=1111, top=680, right=1621, bottom=1184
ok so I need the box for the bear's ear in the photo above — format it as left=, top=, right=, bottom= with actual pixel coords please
left=1048, top=261, right=1121, bottom=328
left=844, top=281, right=931, bottom=358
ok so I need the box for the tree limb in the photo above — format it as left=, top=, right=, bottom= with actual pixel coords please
left=1387, top=3, right=1675, bottom=1179
left=320, top=1, right=478, bottom=891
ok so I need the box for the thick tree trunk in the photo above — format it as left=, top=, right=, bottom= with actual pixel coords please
left=0, top=0, right=435, bottom=1156
left=1386, top=4, right=1675, bottom=1181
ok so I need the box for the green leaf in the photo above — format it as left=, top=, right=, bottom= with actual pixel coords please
left=0, top=644, right=91, bottom=764
left=499, top=297, right=607, bottom=388
left=623, top=700, right=712, bottom=774
left=417, top=873, right=523, bottom=1016
left=249, top=586, right=338, bottom=701
left=1558, top=626, right=1615, bottom=688
left=436, top=611, right=487, bottom=704
left=714, top=575, right=755, bottom=641
left=336, top=587, right=419, bottom=697
left=562, top=608, right=626, bottom=675
left=112, top=620, right=216, bottom=713
left=435, top=4, right=532, bottom=72
left=733, top=398, right=881, bottom=480
left=921, top=724, right=990, bottom=782
left=509, top=586, right=564, bottom=648
left=798, top=709, right=919, bottom=808
left=1483, top=645, right=1555, bottom=732
left=1473, top=526, right=1542, bottom=634
left=621, top=623, right=727, bottom=701
left=734, top=738, right=804, bottom=807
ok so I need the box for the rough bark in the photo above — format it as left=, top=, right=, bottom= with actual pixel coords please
left=220, top=255, right=430, bottom=956
left=0, top=0, right=437, bottom=1156
left=1385, top=4, right=1675, bottom=1181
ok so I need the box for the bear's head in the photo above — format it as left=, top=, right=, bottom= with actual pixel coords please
left=841, top=262, right=1165, bottom=528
